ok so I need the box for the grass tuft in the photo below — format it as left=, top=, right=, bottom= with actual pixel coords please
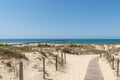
left=38, top=44, right=51, bottom=47
left=0, top=48, right=27, bottom=59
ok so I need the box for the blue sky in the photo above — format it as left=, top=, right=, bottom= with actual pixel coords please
left=0, top=0, right=120, bottom=39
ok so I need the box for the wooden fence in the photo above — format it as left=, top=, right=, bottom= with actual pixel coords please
left=100, top=53, right=120, bottom=77
left=17, top=53, right=67, bottom=80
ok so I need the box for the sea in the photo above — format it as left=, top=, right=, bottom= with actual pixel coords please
left=0, top=39, right=120, bottom=44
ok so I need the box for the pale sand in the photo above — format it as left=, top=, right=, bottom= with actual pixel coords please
left=47, top=54, right=98, bottom=80
left=99, top=58, right=117, bottom=80
left=0, top=54, right=117, bottom=80
left=48, top=54, right=116, bottom=80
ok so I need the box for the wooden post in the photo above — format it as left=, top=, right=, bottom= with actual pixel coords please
left=19, top=61, right=23, bottom=80
left=64, top=53, right=66, bottom=64
left=100, top=53, right=102, bottom=58
left=109, top=54, right=111, bottom=62
left=55, top=55, right=58, bottom=71
left=108, top=53, right=109, bottom=61
left=112, top=56, right=114, bottom=70
left=61, top=53, right=63, bottom=65
left=43, top=57, right=45, bottom=80
left=117, top=58, right=119, bottom=76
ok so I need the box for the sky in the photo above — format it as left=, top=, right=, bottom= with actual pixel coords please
left=0, top=0, right=120, bottom=39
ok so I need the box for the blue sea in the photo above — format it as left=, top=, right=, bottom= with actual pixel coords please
left=0, top=39, right=120, bottom=44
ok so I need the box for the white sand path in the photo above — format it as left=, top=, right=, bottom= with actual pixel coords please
left=99, top=58, right=117, bottom=80
left=0, top=54, right=116, bottom=80
left=48, top=54, right=98, bottom=80
left=48, top=54, right=116, bottom=80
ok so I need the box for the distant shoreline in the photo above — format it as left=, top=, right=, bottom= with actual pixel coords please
left=0, top=39, right=120, bottom=44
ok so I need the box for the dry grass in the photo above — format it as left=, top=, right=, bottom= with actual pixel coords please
left=0, top=47, right=27, bottom=59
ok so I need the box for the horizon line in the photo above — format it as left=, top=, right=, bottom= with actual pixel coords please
left=1, top=38, right=120, bottom=39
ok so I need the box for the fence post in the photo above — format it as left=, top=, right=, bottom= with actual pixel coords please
left=64, top=53, right=66, bottom=64
left=117, top=58, right=119, bottom=76
left=55, top=55, right=58, bottom=71
left=43, top=57, right=45, bottom=80
left=108, top=53, right=110, bottom=61
left=61, top=53, right=63, bottom=65
left=112, top=56, right=114, bottom=70
left=109, top=54, right=111, bottom=62
left=100, top=53, right=102, bottom=58
left=19, top=61, right=23, bottom=80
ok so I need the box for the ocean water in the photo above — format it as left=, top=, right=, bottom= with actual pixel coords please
left=0, top=39, right=120, bottom=44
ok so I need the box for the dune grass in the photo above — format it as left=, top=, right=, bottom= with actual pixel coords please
left=70, top=44, right=85, bottom=47
left=0, top=47, right=27, bottom=59
left=38, top=44, right=51, bottom=47
left=0, top=44, right=9, bottom=46
left=62, top=47, right=71, bottom=53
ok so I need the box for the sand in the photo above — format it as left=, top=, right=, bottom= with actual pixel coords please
left=99, top=58, right=117, bottom=80
left=0, top=53, right=117, bottom=80
left=48, top=54, right=116, bottom=80
left=47, top=54, right=99, bottom=80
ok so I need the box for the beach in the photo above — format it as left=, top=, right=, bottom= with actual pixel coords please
left=0, top=43, right=119, bottom=80
left=1, top=0, right=120, bottom=79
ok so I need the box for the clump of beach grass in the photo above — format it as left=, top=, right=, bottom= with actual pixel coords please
left=38, top=44, right=51, bottom=47
left=0, top=48, right=27, bottom=60
left=0, top=44, right=9, bottom=46
left=0, top=75, right=2, bottom=79
left=39, top=51, right=48, bottom=58
left=62, top=47, right=71, bottom=54
left=69, top=44, right=85, bottom=47
left=56, top=47, right=61, bottom=52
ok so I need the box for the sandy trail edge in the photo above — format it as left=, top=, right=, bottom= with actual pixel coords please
left=99, top=58, right=117, bottom=80
left=48, top=54, right=98, bottom=80
left=48, top=54, right=116, bottom=80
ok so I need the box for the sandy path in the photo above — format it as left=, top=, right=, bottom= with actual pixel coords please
left=48, top=54, right=98, bottom=80
left=84, top=57, right=104, bottom=80
left=99, top=58, right=117, bottom=80
left=0, top=54, right=116, bottom=80
left=49, top=54, right=116, bottom=80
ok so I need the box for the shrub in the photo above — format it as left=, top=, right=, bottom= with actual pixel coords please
left=6, top=61, right=12, bottom=67
left=69, top=44, right=86, bottom=48
left=38, top=44, right=51, bottom=47
left=56, top=47, right=61, bottom=52
left=0, top=75, right=2, bottom=79
left=0, top=48, right=27, bottom=59
left=0, top=44, right=9, bottom=46
left=17, top=46, right=33, bottom=52
left=40, top=51, right=47, bottom=58
left=62, top=47, right=71, bottom=53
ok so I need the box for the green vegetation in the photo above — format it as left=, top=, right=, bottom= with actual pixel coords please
left=55, top=47, right=61, bottom=51
left=2, top=46, right=34, bottom=53
left=69, top=44, right=86, bottom=48
left=0, top=44, right=9, bottom=46
left=62, top=47, right=71, bottom=53
left=17, top=46, right=33, bottom=52
left=0, top=75, right=2, bottom=79
left=40, top=51, right=48, bottom=58
left=38, top=44, right=51, bottom=47
left=0, top=48, right=27, bottom=59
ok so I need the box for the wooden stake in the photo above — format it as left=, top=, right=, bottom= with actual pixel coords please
left=64, top=53, right=66, bottom=64
left=112, top=56, right=114, bottom=70
left=107, top=53, right=109, bottom=61
left=109, top=54, right=111, bottom=62
left=19, top=61, right=23, bottom=80
left=43, top=57, right=45, bottom=80
left=61, top=53, right=63, bottom=65
left=117, top=58, right=119, bottom=76
left=55, top=55, right=58, bottom=71
left=100, top=53, right=102, bottom=58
